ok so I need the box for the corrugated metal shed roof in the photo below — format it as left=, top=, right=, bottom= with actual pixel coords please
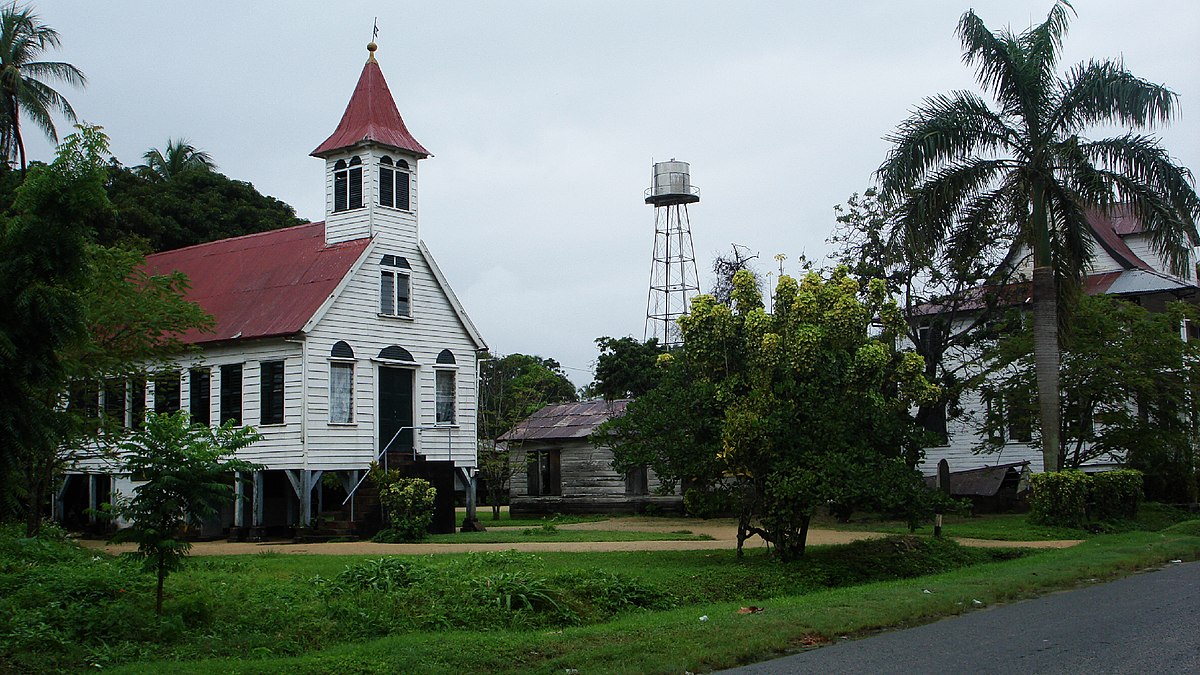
left=498, top=399, right=630, bottom=442
left=311, top=57, right=430, bottom=158
left=924, top=461, right=1029, bottom=496
left=143, top=222, right=369, bottom=345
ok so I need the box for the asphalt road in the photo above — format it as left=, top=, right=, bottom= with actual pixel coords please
left=719, top=561, right=1199, bottom=674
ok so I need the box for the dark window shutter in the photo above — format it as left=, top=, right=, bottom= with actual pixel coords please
left=154, top=372, right=181, bottom=414
left=348, top=167, right=363, bottom=209
left=220, top=364, right=242, bottom=425
left=103, top=380, right=126, bottom=424
left=436, top=349, right=455, bottom=365
left=334, top=170, right=347, bottom=212
left=190, top=368, right=211, bottom=425
left=379, top=166, right=394, bottom=207
left=130, top=379, right=146, bottom=429
left=396, top=170, right=410, bottom=210
left=331, top=340, right=354, bottom=358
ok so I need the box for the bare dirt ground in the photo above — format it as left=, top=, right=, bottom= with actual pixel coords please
left=77, top=516, right=1082, bottom=556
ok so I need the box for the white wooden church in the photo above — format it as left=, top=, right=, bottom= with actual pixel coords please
left=62, top=43, right=487, bottom=536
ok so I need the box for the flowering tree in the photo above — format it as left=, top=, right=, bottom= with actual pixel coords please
left=602, top=268, right=939, bottom=560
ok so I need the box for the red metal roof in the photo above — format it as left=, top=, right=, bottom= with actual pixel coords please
left=144, top=223, right=369, bottom=345
left=311, top=58, right=430, bottom=158
left=1085, top=206, right=1152, bottom=271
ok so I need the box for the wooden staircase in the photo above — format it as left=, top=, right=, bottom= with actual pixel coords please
left=296, top=478, right=383, bottom=542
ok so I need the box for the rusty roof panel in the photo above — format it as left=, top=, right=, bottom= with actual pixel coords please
left=144, top=222, right=369, bottom=345
left=312, top=59, right=430, bottom=158
left=498, top=400, right=630, bottom=442
left=924, top=461, right=1028, bottom=497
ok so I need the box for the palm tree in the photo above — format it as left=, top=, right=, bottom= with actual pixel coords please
left=0, top=4, right=86, bottom=170
left=139, top=138, right=216, bottom=181
left=877, top=1, right=1200, bottom=472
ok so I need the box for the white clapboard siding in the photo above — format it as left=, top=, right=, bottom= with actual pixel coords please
left=304, top=229, right=480, bottom=470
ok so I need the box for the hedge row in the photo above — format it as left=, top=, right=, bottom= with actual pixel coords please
left=1029, top=469, right=1144, bottom=528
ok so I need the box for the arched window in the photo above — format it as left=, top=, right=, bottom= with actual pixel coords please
left=378, top=155, right=411, bottom=210
left=333, top=156, right=363, bottom=212
left=329, top=341, right=355, bottom=423
left=378, top=345, right=415, bottom=362
left=434, top=348, right=457, bottom=425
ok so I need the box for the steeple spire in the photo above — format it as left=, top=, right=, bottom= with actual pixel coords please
left=311, top=43, right=430, bottom=158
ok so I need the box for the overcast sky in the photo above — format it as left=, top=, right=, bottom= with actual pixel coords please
left=27, top=1, right=1200, bottom=386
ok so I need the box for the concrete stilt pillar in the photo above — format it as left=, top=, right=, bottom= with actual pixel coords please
left=248, top=471, right=266, bottom=541
left=88, top=474, right=98, bottom=525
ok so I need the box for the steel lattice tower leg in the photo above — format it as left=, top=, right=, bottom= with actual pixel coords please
left=645, top=203, right=700, bottom=347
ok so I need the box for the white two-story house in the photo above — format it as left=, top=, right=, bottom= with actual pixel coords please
left=917, top=205, right=1199, bottom=475
left=62, top=43, right=487, bottom=536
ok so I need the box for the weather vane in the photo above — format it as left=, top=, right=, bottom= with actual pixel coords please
left=372, top=17, right=379, bottom=42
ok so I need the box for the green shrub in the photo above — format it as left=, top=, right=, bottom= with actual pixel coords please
left=370, top=465, right=436, bottom=542
left=1089, top=469, right=1144, bottom=522
left=1029, top=470, right=1090, bottom=527
left=327, top=558, right=424, bottom=593
left=1162, top=519, right=1200, bottom=537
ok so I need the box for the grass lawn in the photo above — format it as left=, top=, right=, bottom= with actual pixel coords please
left=107, top=522, right=1200, bottom=674
left=810, top=502, right=1194, bottom=541
left=456, top=509, right=609, bottom=529
left=4, top=514, right=1198, bottom=673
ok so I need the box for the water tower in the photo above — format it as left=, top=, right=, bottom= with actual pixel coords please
left=644, top=160, right=701, bottom=348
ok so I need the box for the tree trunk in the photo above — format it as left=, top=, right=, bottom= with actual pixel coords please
left=491, top=503, right=501, bottom=520
left=1032, top=266, right=1061, bottom=472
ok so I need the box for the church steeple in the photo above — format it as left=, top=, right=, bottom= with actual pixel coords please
left=311, top=44, right=430, bottom=159
left=316, top=44, right=427, bottom=246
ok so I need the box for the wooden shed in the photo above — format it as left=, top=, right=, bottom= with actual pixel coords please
left=500, top=400, right=683, bottom=515
left=924, top=461, right=1031, bottom=513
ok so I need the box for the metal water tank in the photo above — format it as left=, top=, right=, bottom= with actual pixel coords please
left=645, top=160, right=700, bottom=205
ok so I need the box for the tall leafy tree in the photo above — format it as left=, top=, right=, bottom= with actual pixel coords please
left=590, top=336, right=664, bottom=400
left=829, top=188, right=1017, bottom=461
left=602, top=269, right=939, bottom=560
left=138, top=138, right=216, bottom=182
left=877, top=1, right=1200, bottom=472
left=0, top=4, right=85, bottom=170
left=101, top=161, right=303, bottom=252
left=0, top=126, right=213, bottom=534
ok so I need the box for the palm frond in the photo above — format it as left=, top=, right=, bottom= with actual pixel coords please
left=892, top=158, right=1013, bottom=255
left=957, top=9, right=1024, bottom=112
left=1043, top=182, right=1093, bottom=286
left=1019, top=0, right=1074, bottom=94
left=876, top=90, right=1015, bottom=199
left=1056, top=59, right=1177, bottom=133
left=21, top=60, right=86, bottom=88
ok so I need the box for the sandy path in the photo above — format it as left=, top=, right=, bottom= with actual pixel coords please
left=77, top=516, right=1081, bottom=556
